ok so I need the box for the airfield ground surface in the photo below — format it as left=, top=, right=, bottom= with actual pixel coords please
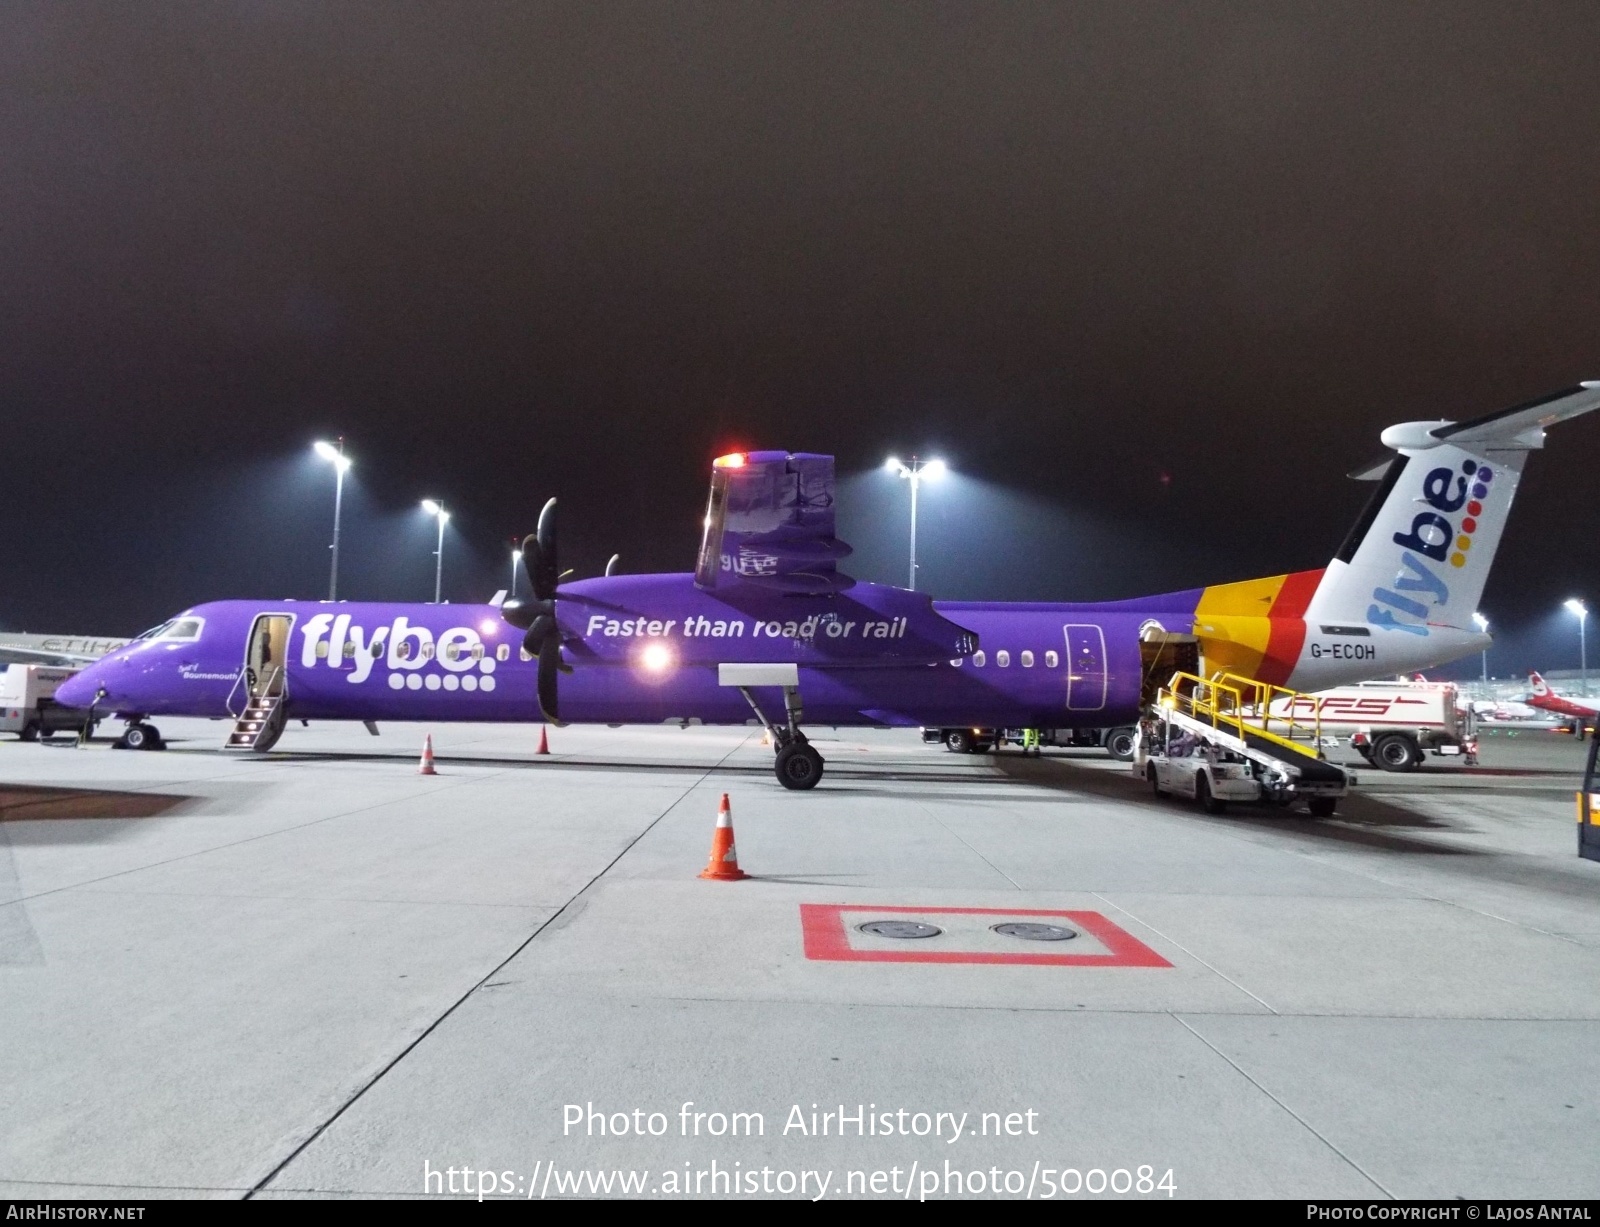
left=1, top=721, right=1595, bottom=1200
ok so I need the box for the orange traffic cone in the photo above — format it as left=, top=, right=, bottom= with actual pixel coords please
left=418, top=734, right=438, bottom=775
left=698, top=793, right=749, bottom=880
left=536, top=725, right=550, bottom=755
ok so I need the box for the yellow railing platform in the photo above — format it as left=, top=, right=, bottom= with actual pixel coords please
left=1155, top=671, right=1325, bottom=762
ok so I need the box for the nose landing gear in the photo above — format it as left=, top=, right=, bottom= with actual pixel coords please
left=115, top=720, right=165, bottom=751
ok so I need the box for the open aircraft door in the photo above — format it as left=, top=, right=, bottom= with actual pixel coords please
left=225, top=613, right=294, bottom=752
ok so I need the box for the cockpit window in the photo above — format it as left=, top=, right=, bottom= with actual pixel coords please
left=136, top=621, right=174, bottom=640
left=153, top=618, right=204, bottom=642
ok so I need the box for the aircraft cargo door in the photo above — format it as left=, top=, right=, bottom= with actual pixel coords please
left=1064, top=624, right=1107, bottom=711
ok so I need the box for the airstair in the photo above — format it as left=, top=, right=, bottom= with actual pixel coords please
left=225, top=667, right=286, bottom=752
left=1152, top=671, right=1351, bottom=800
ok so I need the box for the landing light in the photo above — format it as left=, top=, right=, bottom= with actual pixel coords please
left=641, top=642, right=674, bottom=672
left=713, top=452, right=746, bottom=468
left=480, top=620, right=499, bottom=635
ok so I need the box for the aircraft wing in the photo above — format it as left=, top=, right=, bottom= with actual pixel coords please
left=693, top=451, right=855, bottom=594
left=0, top=642, right=111, bottom=665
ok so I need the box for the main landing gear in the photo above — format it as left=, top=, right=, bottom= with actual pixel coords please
left=739, top=684, right=825, bottom=790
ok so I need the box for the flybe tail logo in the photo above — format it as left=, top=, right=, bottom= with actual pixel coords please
left=1369, top=459, right=1495, bottom=637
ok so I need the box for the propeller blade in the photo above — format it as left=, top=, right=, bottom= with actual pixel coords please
left=521, top=624, right=544, bottom=659
left=533, top=497, right=558, bottom=599
left=537, top=633, right=562, bottom=724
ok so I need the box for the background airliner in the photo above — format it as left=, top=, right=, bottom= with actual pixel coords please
left=1526, top=671, right=1600, bottom=720
left=57, top=385, right=1599, bottom=787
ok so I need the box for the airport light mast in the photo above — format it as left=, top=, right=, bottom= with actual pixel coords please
left=884, top=455, right=947, bottom=591
left=422, top=499, right=450, bottom=603
left=1472, top=612, right=1489, bottom=684
left=511, top=546, right=522, bottom=600
left=1566, top=598, right=1589, bottom=696
left=313, top=439, right=351, bottom=600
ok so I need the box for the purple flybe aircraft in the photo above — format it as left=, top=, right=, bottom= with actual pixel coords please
left=56, top=384, right=1599, bottom=788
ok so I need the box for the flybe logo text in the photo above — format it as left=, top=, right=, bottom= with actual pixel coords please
left=298, top=613, right=502, bottom=691
left=1368, top=459, right=1494, bottom=637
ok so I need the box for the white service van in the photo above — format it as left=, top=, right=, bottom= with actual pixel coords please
left=0, top=664, right=94, bottom=740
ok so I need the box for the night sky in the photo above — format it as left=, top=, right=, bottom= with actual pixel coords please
left=4, top=3, right=1597, bottom=679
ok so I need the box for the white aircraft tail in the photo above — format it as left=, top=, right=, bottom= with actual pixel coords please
left=1304, top=384, right=1600, bottom=639
left=1529, top=670, right=1551, bottom=698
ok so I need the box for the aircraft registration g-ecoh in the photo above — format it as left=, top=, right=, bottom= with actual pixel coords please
left=57, top=385, right=1599, bottom=788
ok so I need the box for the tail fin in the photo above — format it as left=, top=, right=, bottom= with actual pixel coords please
left=1304, top=384, right=1600, bottom=636
left=1529, top=670, right=1551, bottom=697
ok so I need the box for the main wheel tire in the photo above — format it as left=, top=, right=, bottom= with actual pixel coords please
left=1104, top=726, right=1137, bottom=761
left=1148, top=765, right=1165, bottom=797
left=1371, top=733, right=1421, bottom=772
left=1196, top=774, right=1227, bottom=814
left=1308, top=797, right=1338, bottom=817
left=944, top=729, right=975, bottom=754
left=775, top=742, right=824, bottom=790
left=19, top=721, right=38, bottom=742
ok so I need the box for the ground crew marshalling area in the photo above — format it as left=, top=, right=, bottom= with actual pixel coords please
left=1, top=724, right=1596, bottom=1200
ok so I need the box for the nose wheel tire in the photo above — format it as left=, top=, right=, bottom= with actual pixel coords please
left=117, top=723, right=164, bottom=751
left=1307, top=797, right=1338, bottom=818
left=775, top=741, right=824, bottom=790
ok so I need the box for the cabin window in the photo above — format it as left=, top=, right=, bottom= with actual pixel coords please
left=996, top=650, right=1010, bottom=668
left=1021, top=650, right=1034, bottom=668
left=520, top=646, right=533, bottom=662
left=949, top=658, right=964, bottom=667
left=343, top=642, right=356, bottom=658
left=421, top=642, right=435, bottom=660
left=496, top=644, right=510, bottom=662
left=444, top=644, right=459, bottom=661
left=972, top=650, right=986, bottom=667
left=472, top=644, right=484, bottom=659
left=371, top=642, right=383, bottom=657
left=397, top=643, right=412, bottom=661
left=1045, top=650, right=1059, bottom=668
left=315, top=641, right=330, bottom=659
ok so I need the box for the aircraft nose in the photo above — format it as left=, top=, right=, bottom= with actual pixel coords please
left=53, top=669, right=102, bottom=708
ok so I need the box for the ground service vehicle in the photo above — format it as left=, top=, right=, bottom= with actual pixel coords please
left=0, top=664, right=93, bottom=741
left=1262, top=680, right=1476, bottom=771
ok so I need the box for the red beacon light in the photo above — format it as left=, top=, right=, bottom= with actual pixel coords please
left=713, top=452, right=747, bottom=468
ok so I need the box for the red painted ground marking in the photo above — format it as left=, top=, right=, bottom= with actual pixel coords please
left=800, top=904, right=1172, bottom=967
